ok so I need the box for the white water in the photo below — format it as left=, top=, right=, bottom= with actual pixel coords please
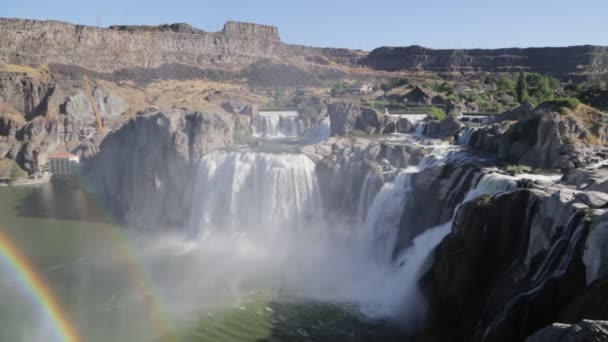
left=180, top=142, right=545, bottom=327
left=251, top=112, right=304, bottom=138
left=462, top=172, right=518, bottom=203
left=188, top=151, right=322, bottom=235
left=414, top=122, right=428, bottom=137
left=458, top=126, right=478, bottom=145
left=177, top=145, right=462, bottom=326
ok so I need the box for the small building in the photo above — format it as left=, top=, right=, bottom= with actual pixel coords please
left=49, top=152, right=80, bottom=175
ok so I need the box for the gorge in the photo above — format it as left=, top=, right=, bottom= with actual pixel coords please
left=1, top=16, right=608, bottom=342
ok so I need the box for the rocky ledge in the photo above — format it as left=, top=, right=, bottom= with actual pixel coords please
left=459, top=101, right=608, bottom=169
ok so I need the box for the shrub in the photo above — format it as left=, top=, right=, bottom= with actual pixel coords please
left=504, top=164, right=532, bottom=174
left=428, top=106, right=447, bottom=121
left=544, top=97, right=581, bottom=113
left=380, top=78, right=409, bottom=91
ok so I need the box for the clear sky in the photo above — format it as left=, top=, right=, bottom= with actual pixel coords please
left=3, top=0, right=607, bottom=50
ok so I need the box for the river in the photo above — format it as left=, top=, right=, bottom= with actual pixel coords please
left=0, top=181, right=406, bottom=342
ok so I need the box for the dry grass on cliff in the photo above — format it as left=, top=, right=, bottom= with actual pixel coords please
left=97, top=79, right=267, bottom=115
left=569, top=104, right=608, bottom=145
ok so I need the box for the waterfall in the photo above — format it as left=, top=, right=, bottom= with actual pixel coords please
left=251, top=112, right=304, bottom=138
left=414, top=122, right=428, bottom=137
left=181, top=141, right=539, bottom=327
left=355, top=172, right=384, bottom=227
left=359, top=170, right=415, bottom=262
left=462, top=172, right=518, bottom=203
left=188, top=151, right=322, bottom=236
left=458, top=126, right=478, bottom=145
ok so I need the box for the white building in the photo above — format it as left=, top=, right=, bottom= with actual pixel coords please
left=49, top=152, right=80, bottom=175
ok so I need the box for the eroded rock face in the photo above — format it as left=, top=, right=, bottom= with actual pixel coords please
left=420, top=183, right=608, bottom=342
left=303, top=136, right=428, bottom=224
left=361, top=45, right=608, bottom=77
left=0, top=72, right=59, bottom=119
left=64, top=87, right=129, bottom=123
left=0, top=18, right=360, bottom=73
left=82, top=110, right=233, bottom=228
left=461, top=103, right=608, bottom=170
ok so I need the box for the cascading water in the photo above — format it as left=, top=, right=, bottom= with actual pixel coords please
left=251, top=112, right=304, bottom=138
left=176, top=132, right=558, bottom=339
left=458, top=126, right=478, bottom=145
left=188, top=150, right=322, bottom=236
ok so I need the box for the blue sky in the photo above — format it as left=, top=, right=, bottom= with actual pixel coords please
left=3, top=0, right=607, bottom=50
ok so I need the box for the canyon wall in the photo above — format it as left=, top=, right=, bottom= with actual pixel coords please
left=362, top=45, right=608, bottom=78
left=1, top=18, right=608, bottom=79
left=0, top=18, right=360, bottom=72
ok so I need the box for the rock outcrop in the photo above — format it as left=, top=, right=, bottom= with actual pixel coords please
left=0, top=18, right=360, bottom=73
left=64, top=87, right=129, bottom=123
left=0, top=71, right=59, bottom=118
left=327, top=102, right=386, bottom=136
left=418, top=117, right=463, bottom=140
left=82, top=109, right=233, bottom=228
left=419, top=182, right=608, bottom=342
left=460, top=103, right=608, bottom=169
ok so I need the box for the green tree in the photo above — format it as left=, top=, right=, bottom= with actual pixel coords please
left=497, top=76, right=516, bottom=93
left=516, top=72, right=529, bottom=103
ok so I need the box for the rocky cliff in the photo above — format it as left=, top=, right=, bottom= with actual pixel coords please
left=362, top=45, right=608, bottom=78
left=83, top=109, right=233, bottom=228
left=460, top=102, right=608, bottom=169
left=0, top=18, right=360, bottom=73
left=2, top=18, right=608, bottom=80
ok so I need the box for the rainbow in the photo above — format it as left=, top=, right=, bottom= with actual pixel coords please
left=0, top=177, right=177, bottom=342
left=73, top=175, right=176, bottom=341
left=0, top=231, right=80, bottom=342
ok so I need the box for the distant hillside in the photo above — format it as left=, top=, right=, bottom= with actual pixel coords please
left=1, top=18, right=607, bottom=80
left=362, top=45, right=608, bottom=79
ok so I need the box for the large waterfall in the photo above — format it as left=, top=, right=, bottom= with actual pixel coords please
left=177, top=136, right=554, bottom=334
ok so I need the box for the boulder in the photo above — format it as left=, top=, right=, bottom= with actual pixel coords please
left=419, top=117, right=463, bottom=139
left=328, top=102, right=386, bottom=136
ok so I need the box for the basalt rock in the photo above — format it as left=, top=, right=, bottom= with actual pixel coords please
left=361, top=45, right=608, bottom=78
left=327, top=102, right=386, bottom=136
left=421, top=184, right=608, bottom=342
left=64, top=87, right=129, bottom=123
left=418, top=117, right=463, bottom=140
left=0, top=71, right=61, bottom=119
left=461, top=103, right=608, bottom=169
left=82, top=109, right=233, bottom=228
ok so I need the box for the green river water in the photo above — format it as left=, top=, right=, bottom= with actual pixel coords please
left=0, top=182, right=406, bottom=342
